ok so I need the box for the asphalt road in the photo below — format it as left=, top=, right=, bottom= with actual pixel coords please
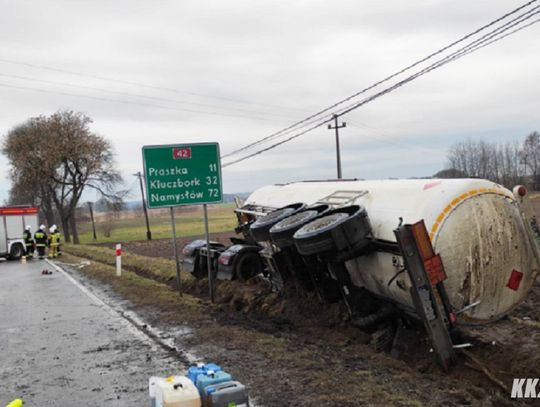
left=0, top=258, right=188, bottom=406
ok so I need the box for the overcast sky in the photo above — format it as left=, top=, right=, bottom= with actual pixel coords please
left=0, top=0, right=538, bottom=203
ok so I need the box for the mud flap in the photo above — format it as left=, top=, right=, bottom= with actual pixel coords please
left=394, top=220, right=456, bottom=372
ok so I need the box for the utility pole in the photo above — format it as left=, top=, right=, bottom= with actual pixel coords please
left=87, top=201, right=97, bottom=241
left=134, top=171, right=152, bottom=240
left=328, top=114, right=346, bottom=179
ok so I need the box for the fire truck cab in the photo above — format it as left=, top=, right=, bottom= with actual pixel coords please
left=0, top=206, right=39, bottom=260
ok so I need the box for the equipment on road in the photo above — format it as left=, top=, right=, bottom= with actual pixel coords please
left=204, top=381, right=249, bottom=407
left=5, top=399, right=23, bottom=407
left=187, top=363, right=222, bottom=384
left=195, top=370, right=232, bottom=396
left=152, top=376, right=201, bottom=407
left=0, top=207, right=38, bottom=260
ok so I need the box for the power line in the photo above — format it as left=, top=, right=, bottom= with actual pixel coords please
left=0, top=81, right=294, bottom=124
left=220, top=0, right=538, bottom=159
left=0, top=72, right=301, bottom=122
left=0, top=73, right=301, bottom=121
left=222, top=8, right=540, bottom=167
left=334, top=7, right=540, bottom=119
left=0, top=57, right=305, bottom=113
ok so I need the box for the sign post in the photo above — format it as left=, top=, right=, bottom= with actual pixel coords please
left=142, top=143, right=222, bottom=299
left=170, top=207, right=182, bottom=296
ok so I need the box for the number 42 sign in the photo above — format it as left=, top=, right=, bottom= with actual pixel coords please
left=142, top=142, right=223, bottom=209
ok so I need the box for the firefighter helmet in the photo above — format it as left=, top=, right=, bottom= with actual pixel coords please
left=25, top=225, right=31, bottom=231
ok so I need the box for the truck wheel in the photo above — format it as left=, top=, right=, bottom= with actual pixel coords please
left=293, top=213, right=349, bottom=256
left=249, top=203, right=305, bottom=242
left=293, top=205, right=371, bottom=258
left=234, top=252, right=263, bottom=281
left=269, top=210, right=319, bottom=248
left=9, top=243, right=25, bottom=260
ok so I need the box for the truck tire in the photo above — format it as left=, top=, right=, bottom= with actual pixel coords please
left=293, top=205, right=372, bottom=258
left=293, top=213, right=349, bottom=256
left=9, top=243, right=25, bottom=260
left=269, top=210, right=319, bottom=248
left=234, top=251, right=263, bottom=281
left=249, top=203, right=305, bottom=242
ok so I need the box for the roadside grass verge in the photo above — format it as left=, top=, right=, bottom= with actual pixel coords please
left=64, top=243, right=192, bottom=285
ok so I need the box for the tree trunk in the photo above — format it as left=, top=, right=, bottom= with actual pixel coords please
left=69, top=215, right=79, bottom=244
left=42, top=199, right=56, bottom=226
left=58, top=211, right=71, bottom=243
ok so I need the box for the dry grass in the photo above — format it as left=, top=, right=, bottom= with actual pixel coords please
left=64, top=243, right=193, bottom=284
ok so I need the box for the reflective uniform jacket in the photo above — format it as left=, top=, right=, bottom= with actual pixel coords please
left=50, top=233, right=60, bottom=246
left=34, top=231, right=48, bottom=247
left=23, top=230, right=33, bottom=244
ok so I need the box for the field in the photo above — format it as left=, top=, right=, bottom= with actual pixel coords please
left=76, top=203, right=237, bottom=244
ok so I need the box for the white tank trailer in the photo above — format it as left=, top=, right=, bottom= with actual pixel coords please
left=244, top=179, right=540, bottom=324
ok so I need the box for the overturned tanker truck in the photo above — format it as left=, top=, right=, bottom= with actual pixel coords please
left=183, top=178, right=540, bottom=364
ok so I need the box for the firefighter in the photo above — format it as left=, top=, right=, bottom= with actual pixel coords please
left=23, top=225, right=34, bottom=259
left=48, top=226, right=59, bottom=258
left=53, top=224, right=62, bottom=256
left=34, top=225, right=48, bottom=259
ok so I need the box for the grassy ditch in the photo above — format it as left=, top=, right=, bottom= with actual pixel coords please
left=60, top=246, right=497, bottom=406
left=64, top=243, right=186, bottom=284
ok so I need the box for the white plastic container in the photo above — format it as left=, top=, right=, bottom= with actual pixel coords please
left=155, top=376, right=201, bottom=407
left=149, top=376, right=166, bottom=407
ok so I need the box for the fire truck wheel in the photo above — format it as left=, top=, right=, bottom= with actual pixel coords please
left=9, top=243, right=25, bottom=260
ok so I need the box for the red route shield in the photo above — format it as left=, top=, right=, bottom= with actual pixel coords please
left=172, top=147, right=192, bottom=159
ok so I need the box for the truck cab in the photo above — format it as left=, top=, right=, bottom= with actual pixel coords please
left=0, top=207, right=39, bottom=260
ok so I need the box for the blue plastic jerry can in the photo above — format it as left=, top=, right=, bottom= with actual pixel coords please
left=195, top=370, right=232, bottom=395
left=187, top=363, right=222, bottom=384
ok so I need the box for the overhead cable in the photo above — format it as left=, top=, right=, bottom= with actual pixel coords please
left=220, top=0, right=538, bottom=159
left=222, top=8, right=540, bottom=167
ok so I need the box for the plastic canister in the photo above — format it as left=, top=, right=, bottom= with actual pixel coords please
left=155, top=376, right=201, bottom=407
left=195, top=370, right=232, bottom=395
left=187, top=363, right=222, bottom=384
left=204, top=381, right=249, bottom=407
left=149, top=376, right=166, bottom=407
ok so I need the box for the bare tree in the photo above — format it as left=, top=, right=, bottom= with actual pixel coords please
left=445, top=136, right=529, bottom=189
left=522, top=131, right=540, bottom=189
left=1, top=110, right=124, bottom=243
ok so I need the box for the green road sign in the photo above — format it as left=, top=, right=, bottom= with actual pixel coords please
left=142, top=143, right=223, bottom=208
